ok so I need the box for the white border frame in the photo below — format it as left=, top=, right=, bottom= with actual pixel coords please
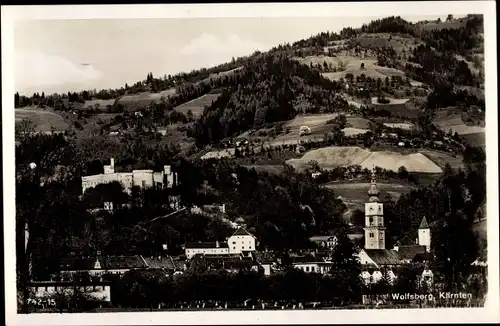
left=2, top=2, right=498, bottom=325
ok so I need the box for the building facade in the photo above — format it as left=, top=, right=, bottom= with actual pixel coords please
left=184, top=242, right=229, bottom=259
left=228, top=228, right=257, bottom=254
left=81, top=158, right=178, bottom=195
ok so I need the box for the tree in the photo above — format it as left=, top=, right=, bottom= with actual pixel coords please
left=330, top=228, right=362, bottom=304
left=446, top=14, right=454, bottom=22
left=15, top=118, right=36, bottom=141
left=360, top=62, right=365, bottom=70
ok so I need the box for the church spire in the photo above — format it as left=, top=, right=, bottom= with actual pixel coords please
left=367, top=165, right=380, bottom=202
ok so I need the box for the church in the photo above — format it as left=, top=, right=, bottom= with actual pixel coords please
left=356, top=167, right=433, bottom=284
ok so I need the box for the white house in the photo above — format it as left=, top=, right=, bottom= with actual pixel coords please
left=184, top=241, right=229, bottom=259
left=309, top=235, right=337, bottom=249
left=228, top=228, right=257, bottom=254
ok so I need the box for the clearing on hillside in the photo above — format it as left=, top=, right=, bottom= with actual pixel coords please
left=267, top=113, right=341, bottom=146
left=324, top=182, right=416, bottom=211
left=15, top=108, right=69, bottom=132
left=321, top=55, right=406, bottom=82
left=420, top=149, right=464, bottom=170
left=434, top=113, right=485, bottom=135
left=115, top=88, right=176, bottom=110
left=174, top=93, right=220, bottom=118
left=461, top=133, right=485, bottom=148
left=286, top=146, right=443, bottom=173
left=383, top=122, right=415, bottom=130
left=201, top=67, right=243, bottom=84
left=82, top=99, right=116, bottom=109
left=370, top=97, right=414, bottom=118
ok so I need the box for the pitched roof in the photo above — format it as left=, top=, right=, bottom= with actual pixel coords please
left=101, top=255, right=148, bottom=269
left=397, top=245, right=427, bottom=260
left=309, top=235, right=336, bottom=242
left=364, top=249, right=401, bottom=266
left=395, top=235, right=417, bottom=246
left=185, top=241, right=229, bottom=249
left=253, top=251, right=278, bottom=264
left=142, top=256, right=178, bottom=270
left=292, top=255, right=325, bottom=264
left=419, top=216, right=429, bottom=229
left=231, top=228, right=254, bottom=237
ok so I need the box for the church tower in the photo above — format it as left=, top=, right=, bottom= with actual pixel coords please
left=364, top=167, right=386, bottom=249
left=418, top=216, right=431, bottom=252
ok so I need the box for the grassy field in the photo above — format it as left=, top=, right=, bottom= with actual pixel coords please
left=434, top=113, right=485, bottom=136
left=267, top=113, right=341, bottom=146
left=321, top=55, right=406, bottom=82
left=383, top=122, right=415, bottom=130
left=115, top=88, right=176, bottom=110
left=286, top=146, right=443, bottom=173
left=370, top=97, right=418, bottom=118
left=420, top=149, right=464, bottom=170
left=82, top=99, right=116, bottom=109
left=174, top=93, right=220, bottom=117
left=324, top=181, right=417, bottom=211
left=15, top=108, right=69, bottom=132
left=201, top=67, right=242, bottom=84
left=461, top=133, right=485, bottom=148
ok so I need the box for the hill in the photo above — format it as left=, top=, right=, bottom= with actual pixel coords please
left=15, top=107, right=69, bottom=132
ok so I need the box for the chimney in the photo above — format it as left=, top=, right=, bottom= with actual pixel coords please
left=216, top=241, right=220, bottom=248
left=110, top=158, right=114, bottom=168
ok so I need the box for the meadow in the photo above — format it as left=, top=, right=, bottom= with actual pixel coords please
left=15, top=108, right=69, bottom=132
left=174, top=93, right=221, bottom=118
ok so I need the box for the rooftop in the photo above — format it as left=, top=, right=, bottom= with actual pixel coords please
left=364, top=249, right=401, bottom=266
left=231, top=227, right=255, bottom=237
left=397, top=245, right=427, bottom=261
left=185, top=241, right=229, bottom=249
left=419, top=216, right=429, bottom=229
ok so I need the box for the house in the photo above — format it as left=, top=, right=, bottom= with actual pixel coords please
left=309, top=235, right=337, bottom=249
left=228, top=228, right=257, bottom=254
left=253, top=251, right=280, bottom=276
left=28, top=280, right=112, bottom=303
left=184, top=241, right=229, bottom=259
left=360, top=265, right=397, bottom=285
left=292, top=255, right=332, bottom=275
left=81, top=158, right=178, bottom=195
left=142, top=256, right=185, bottom=275
left=188, top=254, right=260, bottom=274
left=59, top=255, right=148, bottom=277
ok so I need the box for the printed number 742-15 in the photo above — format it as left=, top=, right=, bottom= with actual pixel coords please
left=27, top=298, right=56, bottom=306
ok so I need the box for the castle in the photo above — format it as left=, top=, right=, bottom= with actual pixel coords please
left=81, top=158, right=178, bottom=195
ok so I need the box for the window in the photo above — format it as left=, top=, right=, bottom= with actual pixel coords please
left=369, top=233, right=374, bottom=238
left=232, top=241, right=236, bottom=244
left=306, top=266, right=310, bottom=272
left=242, top=246, right=245, bottom=250
left=311, top=266, right=315, bottom=272
left=233, top=247, right=236, bottom=250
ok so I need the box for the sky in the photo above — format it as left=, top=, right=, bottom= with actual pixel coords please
left=15, top=15, right=450, bottom=95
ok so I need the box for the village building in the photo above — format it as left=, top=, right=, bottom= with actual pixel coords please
left=309, top=235, right=337, bottom=249
left=59, top=255, right=148, bottom=277
left=227, top=228, right=257, bottom=254
left=291, top=255, right=333, bottom=275
left=184, top=241, right=230, bottom=259
left=81, top=158, right=178, bottom=195
left=357, top=168, right=434, bottom=285
left=184, top=228, right=257, bottom=259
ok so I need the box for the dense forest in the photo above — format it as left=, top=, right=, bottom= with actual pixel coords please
left=188, top=53, right=347, bottom=145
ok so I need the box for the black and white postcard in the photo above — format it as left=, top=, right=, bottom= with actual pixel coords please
left=2, top=2, right=499, bottom=325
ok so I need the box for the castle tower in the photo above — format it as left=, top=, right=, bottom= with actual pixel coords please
left=364, top=166, right=386, bottom=249
left=418, top=216, right=431, bottom=252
